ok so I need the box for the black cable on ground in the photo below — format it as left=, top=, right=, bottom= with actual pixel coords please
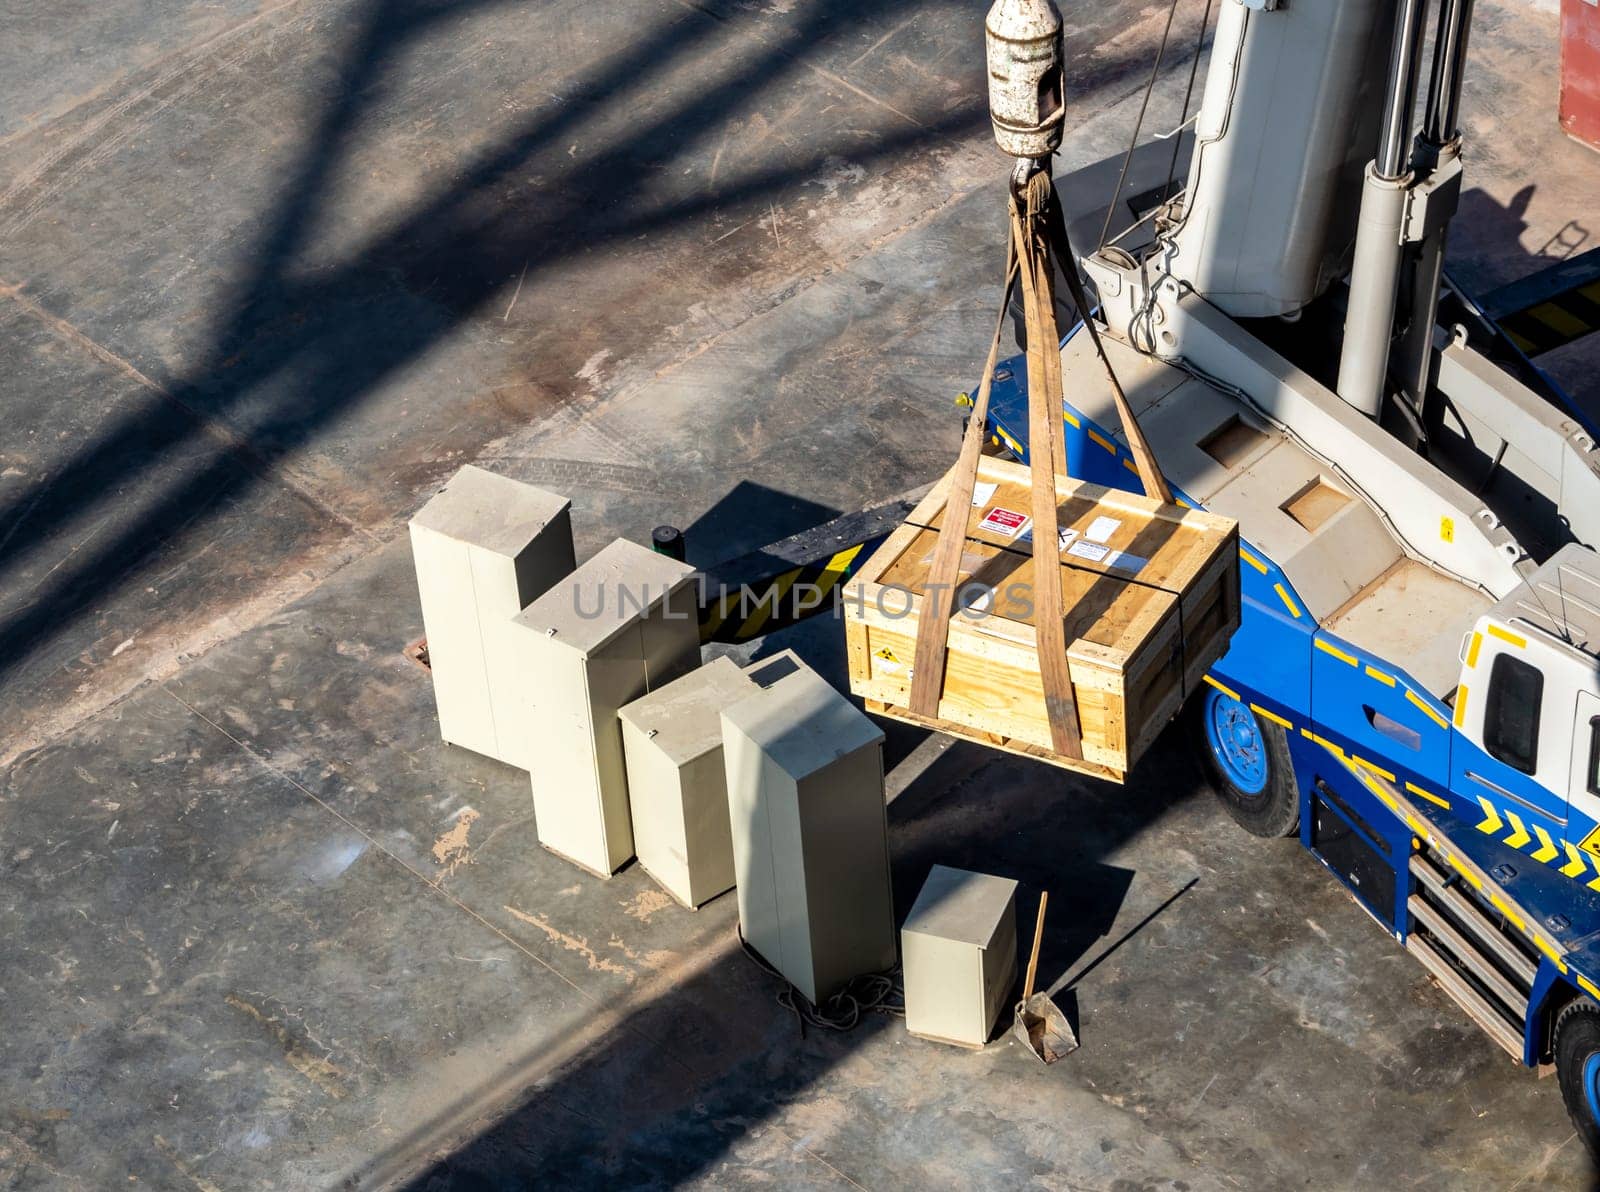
left=737, top=925, right=904, bottom=1039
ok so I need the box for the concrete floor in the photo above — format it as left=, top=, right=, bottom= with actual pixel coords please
left=2, top=0, right=1600, bottom=1187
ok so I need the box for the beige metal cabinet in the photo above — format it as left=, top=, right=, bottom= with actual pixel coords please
left=408, top=465, right=575, bottom=769
left=512, top=539, right=699, bottom=877
left=617, top=657, right=761, bottom=909
left=901, top=865, right=1018, bottom=1048
left=721, top=655, right=895, bottom=1005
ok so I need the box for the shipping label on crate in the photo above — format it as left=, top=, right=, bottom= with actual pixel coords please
left=978, top=507, right=1030, bottom=539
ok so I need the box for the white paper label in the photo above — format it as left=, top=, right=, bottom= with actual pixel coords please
left=1085, top=515, right=1121, bottom=544
left=970, top=481, right=998, bottom=507
left=1067, top=539, right=1110, bottom=563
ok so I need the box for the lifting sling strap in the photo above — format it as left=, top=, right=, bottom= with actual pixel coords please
left=907, top=166, right=1171, bottom=756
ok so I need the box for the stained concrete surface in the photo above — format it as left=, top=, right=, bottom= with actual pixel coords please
left=2, top=0, right=1600, bottom=1187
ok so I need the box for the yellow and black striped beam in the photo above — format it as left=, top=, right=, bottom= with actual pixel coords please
left=1482, top=246, right=1600, bottom=358
left=695, top=497, right=916, bottom=644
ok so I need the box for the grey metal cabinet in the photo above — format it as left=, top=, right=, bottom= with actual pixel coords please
left=618, top=656, right=759, bottom=909
left=408, top=465, right=574, bottom=769
left=901, top=865, right=1018, bottom=1048
left=512, top=539, right=699, bottom=877
left=721, top=656, right=895, bottom=1005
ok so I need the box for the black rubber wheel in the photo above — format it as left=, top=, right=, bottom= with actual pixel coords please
left=1189, top=686, right=1300, bottom=838
left=1554, top=998, right=1600, bottom=1163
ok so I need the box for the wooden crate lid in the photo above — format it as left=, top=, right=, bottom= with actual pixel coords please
left=907, top=455, right=1234, bottom=598
left=871, top=527, right=1177, bottom=662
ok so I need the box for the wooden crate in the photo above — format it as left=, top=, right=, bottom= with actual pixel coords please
left=843, top=456, right=1240, bottom=781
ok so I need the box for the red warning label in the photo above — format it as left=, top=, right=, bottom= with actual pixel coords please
left=978, top=507, right=1029, bottom=538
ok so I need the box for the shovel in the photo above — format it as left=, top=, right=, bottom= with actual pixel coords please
left=1012, top=892, right=1078, bottom=1064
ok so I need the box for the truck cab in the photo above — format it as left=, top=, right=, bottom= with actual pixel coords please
left=1455, top=545, right=1600, bottom=855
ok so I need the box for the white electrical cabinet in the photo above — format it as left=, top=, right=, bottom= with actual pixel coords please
left=617, top=656, right=761, bottom=909
left=721, top=654, right=895, bottom=1005
left=512, top=538, right=700, bottom=877
left=901, top=865, right=1019, bottom=1049
left=408, top=465, right=575, bottom=769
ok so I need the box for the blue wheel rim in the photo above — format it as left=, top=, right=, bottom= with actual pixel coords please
left=1584, top=1053, right=1600, bottom=1124
left=1203, top=687, right=1269, bottom=796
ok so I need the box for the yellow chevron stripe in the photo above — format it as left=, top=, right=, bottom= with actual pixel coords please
left=1354, top=755, right=1396, bottom=782
left=1239, top=547, right=1268, bottom=574
left=1451, top=857, right=1484, bottom=889
left=1489, top=893, right=1526, bottom=932
left=1251, top=703, right=1291, bottom=729
left=1528, top=301, right=1589, bottom=339
left=1486, top=622, right=1526, bottom=649
left=1364, top=665, right=1396, bottom=687
left=1465, top=631, right=1483, bottom=669
left=1275, top=583, right=1302, bottom=619
left=737, top=568, right=801, bottom=639
left=1503, top=810, right=1532, bottom=850
left=1475, top=796, right=1503, bottom=835
left=1300, top=729, right=1344, bottom=757
left=1062, top=409, right=1081, bottom=429
left=1406, top=689, right=1449, bottom=730
left=1562, top=842, right=1589, bottom=879
left=1453, top=685, right=1468, bottom=728
left=700, top=588, right=741, bottom=639
left=1580, top=974, right=1600, bottom=1001
left=1315, top=638, right=1359, bottom=667
left=1202, top=674, right=1241, bottom=701
left=813, top=544, right=863, bottom=599
left=1531, top=824, right=1560, bottom=863
left=1404, top=781, right=1449, bottom=809
left=1087, top=428, right=1117, bottom=454
left=1534, top=934, right=1566, bottom=969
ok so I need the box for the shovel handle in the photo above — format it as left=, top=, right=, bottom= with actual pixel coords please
left=1023, top=892, right=1047, bottom=1002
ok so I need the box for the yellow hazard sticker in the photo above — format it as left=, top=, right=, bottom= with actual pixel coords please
left=1440, top=516, right=1454, bottom=544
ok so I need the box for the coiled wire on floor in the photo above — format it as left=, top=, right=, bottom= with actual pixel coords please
left=738, top=926, right=904, bottom=1037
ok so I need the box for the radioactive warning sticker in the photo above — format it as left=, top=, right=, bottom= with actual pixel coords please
left=874, top=646, right=904, bottom=675
left=979, top=507, right=1030, bottom=538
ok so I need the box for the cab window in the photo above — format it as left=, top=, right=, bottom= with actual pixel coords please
left=1587, top=717, right=1600, bottom=797
left=1484, top=652, right=1542, bottom=774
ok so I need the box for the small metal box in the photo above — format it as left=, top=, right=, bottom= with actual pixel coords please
left=617, top=657, right=760, bottom=909
left=901, top=865, right=1019, bottom=1049
left=408, top=465, right=575, bottom=769
left=512, top=539, right=700, bottom=877
left=721, top=654, right=895, bottom=1005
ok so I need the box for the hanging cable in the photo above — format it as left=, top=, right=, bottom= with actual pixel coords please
left=1161, top=0, right=1216, bottom=212
left=1095, top=0, right=1185, bottom=253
